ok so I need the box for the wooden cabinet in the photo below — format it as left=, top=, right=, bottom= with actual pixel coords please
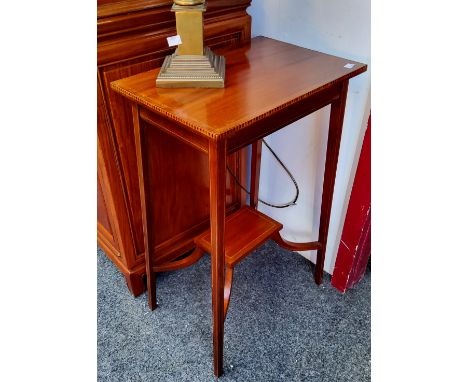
left=97, top=0, right=251, bottom=296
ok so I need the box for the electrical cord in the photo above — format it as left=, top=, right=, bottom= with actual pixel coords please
left=226, top=139, right=299, bottom=208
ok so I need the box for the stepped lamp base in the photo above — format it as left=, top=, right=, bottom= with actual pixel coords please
left=156, top=48, right=225, bottom=88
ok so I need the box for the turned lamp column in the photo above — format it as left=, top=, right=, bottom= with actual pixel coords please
left=156, top=0, right=225, bottom=88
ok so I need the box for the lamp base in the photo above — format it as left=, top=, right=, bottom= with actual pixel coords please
left=156, top=48, right=225, bottom=88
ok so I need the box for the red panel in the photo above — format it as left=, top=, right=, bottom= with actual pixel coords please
left=331, top=116, right=371, bottom=292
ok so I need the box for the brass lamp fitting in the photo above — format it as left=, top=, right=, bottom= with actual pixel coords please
left=156, top=0, right=225, bottom=88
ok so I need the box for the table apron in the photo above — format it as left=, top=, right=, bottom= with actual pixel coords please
left=227, top=83, right=342, bottom=154
left=137, top=82, right=343, bottom=156
left=139, top=108, right=210, bottom=153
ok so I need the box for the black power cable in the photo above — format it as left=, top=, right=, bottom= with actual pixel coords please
left=227, top=139, right=299, bottom=209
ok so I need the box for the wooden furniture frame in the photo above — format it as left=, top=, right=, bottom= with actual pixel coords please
left=111, top=37, right=367, bottom=377
left=97, top=0, right=252, bottom=296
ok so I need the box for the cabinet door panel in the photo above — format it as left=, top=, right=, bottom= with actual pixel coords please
left=101, top=58, right=162, bottom=257
left=97, top=173, right=112, bottom=233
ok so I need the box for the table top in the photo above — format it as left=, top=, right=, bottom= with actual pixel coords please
left=111, top=36, right=367, bottom=141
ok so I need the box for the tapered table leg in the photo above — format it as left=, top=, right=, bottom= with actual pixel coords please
left=208, top=139, right=227, bottom=377
left=250, top=140, right=262, bottom=209
left=315, top=81, right=349, bottom=285
left=133, top=104, right=157, bottom=310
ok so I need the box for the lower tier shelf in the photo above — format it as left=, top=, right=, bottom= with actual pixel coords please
left=194, top=206, right=283, bottom=267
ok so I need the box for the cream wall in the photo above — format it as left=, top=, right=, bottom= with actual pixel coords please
left=248, top=0, right=371, bottom=274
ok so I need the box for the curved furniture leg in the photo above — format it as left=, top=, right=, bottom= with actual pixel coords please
left=223, top=266, right=234, bottom=321
left=153, top=247, right=204, bottom=272
left=272, top=231, right=322, bottom=252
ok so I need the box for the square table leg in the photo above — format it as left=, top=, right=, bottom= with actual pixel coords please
left=208, top=139, right=227, bottom=377
left=250, top=140, right=262, bottom=209
left=133, top=105, right=157, bottom=311
left=315, top=80, right=349, bottom=284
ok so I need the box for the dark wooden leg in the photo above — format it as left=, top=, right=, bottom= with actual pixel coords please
left=209, top=139, right=227, bottom=377
left=250, top=140, right=262, bottom=208
left=133, top=105, right=157, bottom=310
left=315, top=81, right=349, bottom=285
left=239, top=147, right=249, bottom=206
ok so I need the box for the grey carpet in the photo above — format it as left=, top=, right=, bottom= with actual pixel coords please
left=97, top=241, right=370, bottom=381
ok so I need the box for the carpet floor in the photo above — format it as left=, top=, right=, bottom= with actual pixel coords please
left=97, top=241, right=370, bottom=381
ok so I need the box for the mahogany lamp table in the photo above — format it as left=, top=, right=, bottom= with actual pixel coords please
left=111, top=36, right=367, bottom=377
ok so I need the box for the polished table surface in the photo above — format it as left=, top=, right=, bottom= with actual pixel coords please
left=111, top=37, right=366, bottom=140
left=111, top=36, right=367, bottom=377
